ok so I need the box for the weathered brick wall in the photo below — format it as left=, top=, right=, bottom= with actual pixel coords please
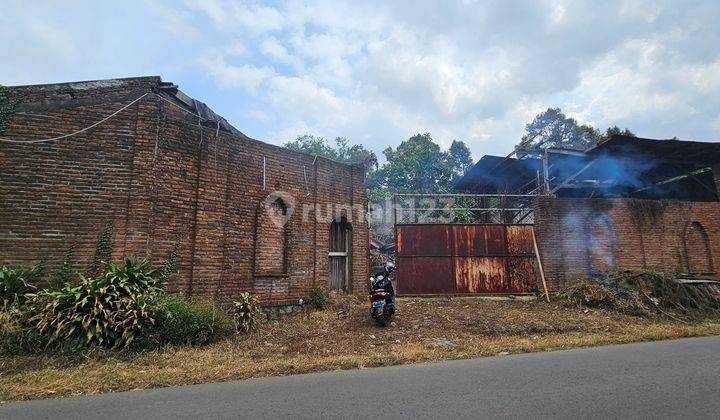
left=0, top=77, right=370, bottom=305
left=1, top=78, right=160, bottom=280
left=534, top=197, right=720, bottom=289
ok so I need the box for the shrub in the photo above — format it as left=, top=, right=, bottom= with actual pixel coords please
left=1, top=308, right=24, bottom=354
left=308, top=285, right=331, bottom=310
left=53, top=245, right=76, bottom=288
left=0, top=306, right=46, bottom=355
left=139, top=297, right=234, bottom=347
left=0, top=266, right=37, bottom=308
left=28, top=258, right=164, bottom=348
left=89, top=222, right=113, bottom=276
left=233, top=292, right=260, bottom=333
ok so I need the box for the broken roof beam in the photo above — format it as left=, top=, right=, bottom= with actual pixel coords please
left=633, top=167, right=712, bottom=193
left=514, top=146, right=587, bottom=158
left=553, top=180, right=617, bottom=189
left=546, top=147, right=587, bottom=157
left=550, top=160, right=596, bottom=194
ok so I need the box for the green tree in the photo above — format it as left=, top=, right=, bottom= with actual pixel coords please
left=517, top=108, right=636, bottom=152
left=448, top=140, right=474, bottom=185
left=367, top=133, right=473, bottom=201
left=599, top=126, right=635, bottom=143
left=285, top=135, right=375, bottom=164
left=517, top=108, right=600, bottom=152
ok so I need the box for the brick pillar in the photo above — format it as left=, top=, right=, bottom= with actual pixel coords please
left=713, top=164, right=720, bottom=201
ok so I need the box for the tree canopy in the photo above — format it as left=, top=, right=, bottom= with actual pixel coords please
left=516, top=108, right=635, bottom=152
left=366, top=134, right=473, bottom=201
left=284, top=133, right=474, bottom=202
left=284, top=135, right=376, bottom=164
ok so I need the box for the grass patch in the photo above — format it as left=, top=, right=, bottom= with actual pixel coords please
left=2, top=296, right=720, bottom=401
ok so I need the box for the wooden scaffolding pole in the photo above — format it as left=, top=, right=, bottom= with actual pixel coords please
left=531, top=226, right=550, bottom=302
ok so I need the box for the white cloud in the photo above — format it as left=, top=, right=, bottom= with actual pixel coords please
left=259, top=36, right=298, bottom=67
left=224, top=41, right=248, bottom=57
left=185, top=0, right=284, bottom=33
left=266, top=75, right=342, bottom=118
left=3, top=0, right=720, bottom=157
left=684, top=59, right=720, bottom=93
left=200, top=55, right=274, bottom=92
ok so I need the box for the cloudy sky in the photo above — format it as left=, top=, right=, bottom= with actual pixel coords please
left=2, top=0, right=719, bottom=158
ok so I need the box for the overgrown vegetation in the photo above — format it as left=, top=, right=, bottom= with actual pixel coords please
left=232, top=292, right=260, bottom=333
left=0, top=223, right=251, bottom=352
left=3, top=296, right=720, bottom=401
left=0, top=253, right=260, bottom=355
left=0, top=266, right=38, bottom=309
left=563, top=270, right=720, bottom=320
left=53, top=244, right=76, bottom=288
left=139, top=298, right=234, bottom=347
left=0, top=84, right=18, bottom=135
left=308, top=284, right=332, bottom=310
left=28, top=258, right=165, bottom=348
left=155, top=246, right=178, bottom=284
left=626, top=199, right=671, bottom=226
left=88, top=222, right=114, bottom=276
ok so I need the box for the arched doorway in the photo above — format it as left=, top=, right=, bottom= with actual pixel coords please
left=684, top=222, right=714, bottom=275
left=255, top=198, right=289, bottom=276
left=584, top=213, right=616, bottom=275
left=329, top=217, right=352, bottom=292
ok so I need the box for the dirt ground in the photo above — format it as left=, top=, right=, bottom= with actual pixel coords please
left=2, top=295, right=720, bottom=401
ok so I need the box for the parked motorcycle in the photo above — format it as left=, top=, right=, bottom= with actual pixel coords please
left=369, top=262, right=396, bottom=326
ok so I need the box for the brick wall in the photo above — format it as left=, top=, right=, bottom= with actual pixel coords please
left=0, top=77, right=370, bottom=304
left=533, top=197, right=720, bottom=289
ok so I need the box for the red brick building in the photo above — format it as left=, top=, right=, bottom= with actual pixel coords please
left=0, top=76, right=370, bottom=306
left=453, top=135, right=720, bottom=291
left=533, top=197, right=720, bottom=289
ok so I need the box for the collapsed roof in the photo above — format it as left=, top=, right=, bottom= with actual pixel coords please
left=9, top=76, right=245, bottom=137
left=157, top=80, right=244, bottom=136
left=455, top=135, right=720, bottom=201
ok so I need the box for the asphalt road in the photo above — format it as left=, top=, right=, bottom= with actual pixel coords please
left=2, top=336, right=720, bottom=419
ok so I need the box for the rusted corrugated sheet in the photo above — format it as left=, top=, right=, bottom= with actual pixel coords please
left=396, top=225, right=453, bottom=256
left=506, top=225, right=535, bottom=255
left=453, top=225, right=505, bottom=256
left=396, top=224, right=537, bottom=295
left=396, top=256, right=455, bottom=294
left=455, top=257, right=508, bottom=293
left=506, top=257, right=536, bottom=292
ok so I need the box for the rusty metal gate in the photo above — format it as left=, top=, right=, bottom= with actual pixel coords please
left=395, top=224, right=537, bottom=295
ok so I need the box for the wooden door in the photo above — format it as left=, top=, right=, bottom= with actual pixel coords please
left=329, top=218, right=352, bottom=292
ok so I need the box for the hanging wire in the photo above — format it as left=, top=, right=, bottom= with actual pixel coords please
left=0, top=92, right=218, bottom=144
left=0, top=93, right=150, bottom=144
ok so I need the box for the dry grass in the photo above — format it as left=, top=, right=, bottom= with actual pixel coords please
left=2, top=295, right=720, bottom=402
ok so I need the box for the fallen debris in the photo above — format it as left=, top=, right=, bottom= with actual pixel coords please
left=563, top=270, right=720, bottom=320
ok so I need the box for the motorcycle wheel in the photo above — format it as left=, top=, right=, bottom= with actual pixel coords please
left=375, top=312, right=392, bottom=327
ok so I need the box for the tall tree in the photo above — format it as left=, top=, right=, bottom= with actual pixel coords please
left=600, top=126, right=635, bottom=143
left=517, top=108, right=636, bottom=152
left=448, top=140, right=474, bottom=184
left=517, top=108, right=600, bottom=151
left=367, top=133, right=474, bottom=201
left=285, top=135, right=375, bottom=164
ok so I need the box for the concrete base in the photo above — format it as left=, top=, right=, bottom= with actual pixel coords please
left=259, top=304, right=305, bottom=322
